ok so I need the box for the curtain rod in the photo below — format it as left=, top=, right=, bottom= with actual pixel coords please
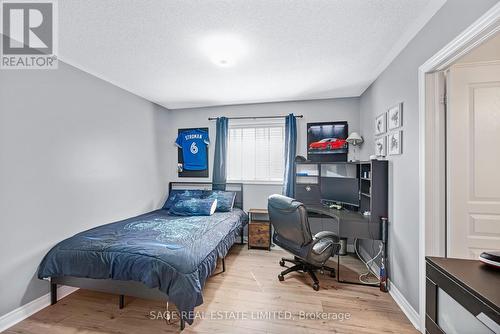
left=208, top=115, right=303, bottom=121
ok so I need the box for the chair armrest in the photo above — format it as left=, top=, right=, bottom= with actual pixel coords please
left=313, top=231, right=339, bottom=241
left=311, top=231, right=341, bottom=257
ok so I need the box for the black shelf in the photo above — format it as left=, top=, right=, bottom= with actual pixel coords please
left=361, top=160, right=388, bottom=221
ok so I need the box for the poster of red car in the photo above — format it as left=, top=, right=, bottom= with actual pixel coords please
left=307, top=121, right=348, bottom=162
left=309, top=137, right=347, bottom=150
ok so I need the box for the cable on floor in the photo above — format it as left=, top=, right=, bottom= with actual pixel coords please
left=354, top=238, right=382, bottom=285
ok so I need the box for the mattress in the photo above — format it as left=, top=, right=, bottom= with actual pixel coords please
left=38, top=208, right=248, bottom=324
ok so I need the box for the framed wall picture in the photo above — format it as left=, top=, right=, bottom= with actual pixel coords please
left=177, top=127, right=209, bottom=178
left=375, top=112, right=387, bottom=135
left=307, top=121, right=348, bottom=162
left=388, top=131, right=402, bottom=155
left=375, top=136, right=386, bottom=157
left=388, top=102, right=403, bottom=130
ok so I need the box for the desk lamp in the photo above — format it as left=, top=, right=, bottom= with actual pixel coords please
left=346, top=132, right=363, bottom=161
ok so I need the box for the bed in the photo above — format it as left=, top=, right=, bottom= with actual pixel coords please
left=37, top=182, right=247, bottom=330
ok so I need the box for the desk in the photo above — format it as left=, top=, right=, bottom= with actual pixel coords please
left=426, top=257, right=500, bottom=333
left=305, top=205, right=388, bottom=288
left=306, top=205, right=382, bottom=240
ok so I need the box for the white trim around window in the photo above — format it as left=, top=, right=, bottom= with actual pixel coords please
left=227, top=118, right=285, bottom=183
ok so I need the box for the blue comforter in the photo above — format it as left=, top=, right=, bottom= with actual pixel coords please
left=38, top=209, right=248, bottom=324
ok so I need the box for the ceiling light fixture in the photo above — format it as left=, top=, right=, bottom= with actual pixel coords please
left=201, top=34, right=247, bottom=67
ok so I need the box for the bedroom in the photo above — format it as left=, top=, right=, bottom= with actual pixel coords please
left=1, top=1, right=499, bottom=333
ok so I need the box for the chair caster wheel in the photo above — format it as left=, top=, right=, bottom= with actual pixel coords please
left=278, top=274, right=284, bottom=281
left=312, top=283, right=320, bottom=291
left=279, top=260, right=285, bottom=267
left=329, top=271, right=336, bottom=278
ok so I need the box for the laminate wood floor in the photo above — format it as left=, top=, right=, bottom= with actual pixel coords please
left=3, top=245, right=417, bottom=334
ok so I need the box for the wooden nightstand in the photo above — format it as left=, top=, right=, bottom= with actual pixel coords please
left=248, top=208, right=271, bottom=251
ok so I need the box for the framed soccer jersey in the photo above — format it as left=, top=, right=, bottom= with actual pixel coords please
left=176, top=128, right=209, bottom=177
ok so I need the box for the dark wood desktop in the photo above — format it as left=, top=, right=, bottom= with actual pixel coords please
left=426, top=257, right=500, bottom=333
left=306, top=205, right=380, bottom=240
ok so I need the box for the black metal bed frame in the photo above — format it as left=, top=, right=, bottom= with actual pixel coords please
left=49, top=182, right=245, bottom=331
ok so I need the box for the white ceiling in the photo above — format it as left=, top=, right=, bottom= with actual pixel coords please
left=58, top=0, right=446, bottom=109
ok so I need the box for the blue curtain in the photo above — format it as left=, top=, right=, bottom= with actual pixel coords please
left=213, top=117, right=228, bottom=191
left=283, top=114, right=297, bottom=197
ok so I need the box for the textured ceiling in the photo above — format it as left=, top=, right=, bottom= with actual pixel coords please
left=58, top=0, right=446, bottom=109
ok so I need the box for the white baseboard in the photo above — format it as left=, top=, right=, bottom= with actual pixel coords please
left=0, top=285, right=78, bottom=332
left=357, top=246, right=420, bottom=332
left=388, top=280, right=421, bottom=332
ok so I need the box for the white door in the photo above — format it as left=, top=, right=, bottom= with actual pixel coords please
left=447, top=61, right=500, bottom=259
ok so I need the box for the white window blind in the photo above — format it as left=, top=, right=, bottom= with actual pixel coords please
left=227, top=119, right=285, bottom=182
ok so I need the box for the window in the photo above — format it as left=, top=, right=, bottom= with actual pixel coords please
left=227, top=119, right=285, bottom=182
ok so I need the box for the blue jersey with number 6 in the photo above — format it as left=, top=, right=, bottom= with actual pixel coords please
left=175, top=129, right=210, bottom=171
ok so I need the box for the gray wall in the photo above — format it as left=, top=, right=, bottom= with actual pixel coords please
left=0, top=62, right=170, bottom=317
left=166, top=98, right=360, bottom=210
left=358, top=0, right=498, bottom=311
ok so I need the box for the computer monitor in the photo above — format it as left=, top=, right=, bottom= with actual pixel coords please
left=320, top=177, right=359, bottom=207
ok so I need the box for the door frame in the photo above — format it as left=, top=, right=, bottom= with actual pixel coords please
left=418, top=3, right=500, bottom=332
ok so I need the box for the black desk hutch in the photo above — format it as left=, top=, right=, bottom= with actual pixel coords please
left=294, top=159, right=389, bottom=286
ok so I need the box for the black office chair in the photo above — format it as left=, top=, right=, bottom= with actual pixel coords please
left=268, top=194, right=340, bottom=291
